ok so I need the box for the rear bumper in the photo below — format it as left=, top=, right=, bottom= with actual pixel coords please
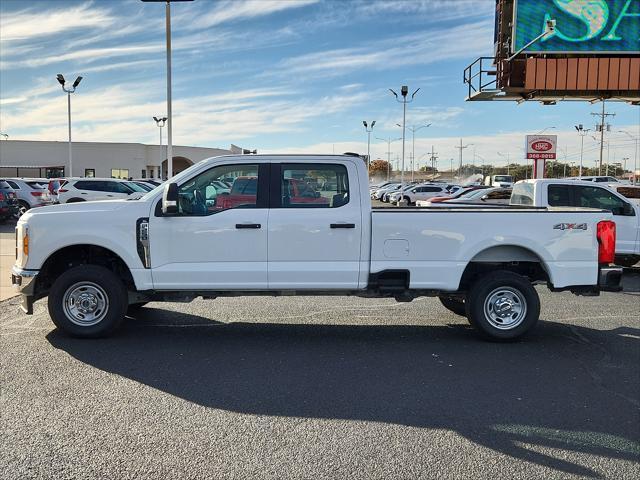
left=11, top=266, right=39, bottom=314
left=599, top=266, right=623, bottom=292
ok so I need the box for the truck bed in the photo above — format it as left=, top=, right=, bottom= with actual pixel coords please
left=369, top=207, right=608, bottom=291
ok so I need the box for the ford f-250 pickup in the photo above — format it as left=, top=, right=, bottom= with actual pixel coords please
left=12, top=154, right=622, bottom=340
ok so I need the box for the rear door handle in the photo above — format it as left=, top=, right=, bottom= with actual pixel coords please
left=330, top=223, right=356, bottom=229
left=236, top=223, right=261, bottom=229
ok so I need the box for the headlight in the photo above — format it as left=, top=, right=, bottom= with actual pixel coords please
left=16, top=224, right=29, bottom=267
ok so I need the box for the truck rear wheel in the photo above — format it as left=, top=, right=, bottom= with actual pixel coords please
left=438, top=295, right=466, bottom=316
left=48, top=265, right=128, bottom=338
left=465, top=271, right=540, bottom=341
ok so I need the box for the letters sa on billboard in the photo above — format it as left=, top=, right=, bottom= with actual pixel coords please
left=513, top=0, right=640, bottom=53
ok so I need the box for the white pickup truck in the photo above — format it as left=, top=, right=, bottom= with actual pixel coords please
left=511, top=179, right=640, bottom=267
left=12, top=154, right=622, bottom=341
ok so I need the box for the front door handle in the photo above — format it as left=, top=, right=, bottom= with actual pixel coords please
left=236, top=223, right=261, bottom=229
left=330, top=223, right=356, bottom=229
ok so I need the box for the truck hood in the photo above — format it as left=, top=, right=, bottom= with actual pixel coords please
left=21, top=199, right=151, bottom=222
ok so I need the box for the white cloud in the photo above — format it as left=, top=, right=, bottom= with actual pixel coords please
left=0, top=2, right=115, bottom=43
left=190, top=0, right=318, bottom=29
left=270, top=21, right=493, bottom=79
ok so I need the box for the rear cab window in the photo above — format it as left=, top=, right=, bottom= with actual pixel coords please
left=280, top=164, right=348, bottom=208
left=510, top=182, right=534, bottom=205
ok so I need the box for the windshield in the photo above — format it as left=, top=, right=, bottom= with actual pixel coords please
left=459, top=189, right=488, bottom=199
left=139, top=159, right=212, bottom=201
left=494, top=175, right=513, bottom=183
left=124, top=181, right=148, bottom=192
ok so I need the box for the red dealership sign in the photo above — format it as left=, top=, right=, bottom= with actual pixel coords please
left=526, top=135, right=557, bottom=160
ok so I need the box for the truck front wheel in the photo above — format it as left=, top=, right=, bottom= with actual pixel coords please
left=465, top=271, right=540, bottom=341
left=48, top=265, right=128, bottom=338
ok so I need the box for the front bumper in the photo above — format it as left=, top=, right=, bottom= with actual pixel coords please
left=11, top=266, right=39, bottom=314
left=599, top=266, right=623, bottom=292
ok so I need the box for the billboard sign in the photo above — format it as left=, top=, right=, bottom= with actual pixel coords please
left=513, top=0, right=640, bottom=54
left=526, top=135, right=557, bottom=159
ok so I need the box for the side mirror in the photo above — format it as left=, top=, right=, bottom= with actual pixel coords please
left=162, top=182, right=179, bottom=215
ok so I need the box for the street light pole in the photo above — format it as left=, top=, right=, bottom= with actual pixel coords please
left=619, top=130, right=639, bottom=185
left=142, top=0, right=194, bottom=179
left=575, top=125, right=591, bottom=178
left=377, top=136, right=402, bottom=182
left=455, top=140, right=472, bottom=178
left=401, top=123, right=431, bottom=182
left=153, top=116, right=167, bottom=178
left=390, top=86, right=420, bottom=205
left=56, top=74, right=82, bottom=177
left=363, top=120, right=376, bottom=173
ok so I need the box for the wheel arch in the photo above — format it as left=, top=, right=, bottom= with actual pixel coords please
left=35, top=244, right=136, bottom=298
left=458, top=244, right=552, bottom=291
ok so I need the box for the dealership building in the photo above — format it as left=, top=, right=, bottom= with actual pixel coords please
left=0, top=140, right=243, bottom=180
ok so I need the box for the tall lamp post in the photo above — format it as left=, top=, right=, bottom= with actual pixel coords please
left=397, top=123, right=431, bottom=182
left=455, top=140, right=472, bottom=178
left=390, top=86, right=420, bottom=205
left=497, top=151, right=510, bottom=175
left=141, top=0, right=193, bottom=179
left=153, top=116, right=167, bottom=179
left=619, top=130, right=639, bottom=185
left=575, top=124, right=591, bottom=178
left=377, top=136, right=402, bottom=181
left=56, top=74, right=82, bottom=177
left=363, top=120, right=376, bottom=172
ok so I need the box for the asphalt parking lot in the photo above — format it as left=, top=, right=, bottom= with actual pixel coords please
left=1, top=279, right=639, bottom=479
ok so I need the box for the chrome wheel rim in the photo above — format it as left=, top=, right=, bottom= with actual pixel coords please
left=15, top=205, right=28, bottom=219
left=63, top=282, right=109, bottom=327
left=483, top=287, right=527, bottom=330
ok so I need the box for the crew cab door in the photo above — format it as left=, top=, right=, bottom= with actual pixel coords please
left=267, top=162, right=362, bottom=289
left=149, top=163, right=269, bottom=289
left=548, top=184, right=639, bottom=254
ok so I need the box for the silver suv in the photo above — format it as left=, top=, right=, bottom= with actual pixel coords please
left=0, top=178, right=55, bottom=218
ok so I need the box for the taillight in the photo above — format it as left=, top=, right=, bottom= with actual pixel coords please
left=597, top=220, right=616, bottom=264
left=30, top=191, right=43, bottom=197
left=0, top=192, right=4, bottom=201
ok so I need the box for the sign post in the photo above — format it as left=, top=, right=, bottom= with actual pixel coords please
left=526, top=135, right=557, bottom=179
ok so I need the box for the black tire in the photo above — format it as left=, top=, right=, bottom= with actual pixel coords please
left=403, top=196, right=412, bottom=205
left=48, top=265, right=128, bottom=338
left=465, top=271, right=540, bottom=341
left=438, top=295, right=466, bottom=316
left=66, top=198, right=85, bottom=203
left=13, top=201, right=29, bottom=219
left=615, top=255, right=639, bottom=268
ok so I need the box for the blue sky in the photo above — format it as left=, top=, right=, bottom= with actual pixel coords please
left=1, top=0, right=638, bottom=170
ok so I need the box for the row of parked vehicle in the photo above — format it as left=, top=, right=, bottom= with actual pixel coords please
left=370, top=181, right=512, bottom=207
left=0, top=177, right=162, bottom=221
left=370, top=177, right=640, bottom=268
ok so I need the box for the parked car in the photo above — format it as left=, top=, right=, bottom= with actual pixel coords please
left=57, top=178, right=143, bottom=203
left=388, top=184, right=449, bottom=205
left=0, top=178, right=55, bottom=218
left=570, top=176, right=622, bottom=184
left=13, top=154, right=621, bottom=341
left=419, top=187, right=512, bottom=207
left=425, top=186, right=490, bottom=204
left=132, top=178, right=162, bottom=187
left=0, top=181, right=18, bottom=223
left=371, top=183, right=401, bottom=201
left=511, top=179, right=640, bottom=267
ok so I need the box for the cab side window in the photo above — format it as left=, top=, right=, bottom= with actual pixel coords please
left=575, top=186, right=630, bottom=216
left=280, top=164, right=349, bottom=208
left=177, top=164, right=260, bottom=216
left=548, top=185, right=570, bottom=206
